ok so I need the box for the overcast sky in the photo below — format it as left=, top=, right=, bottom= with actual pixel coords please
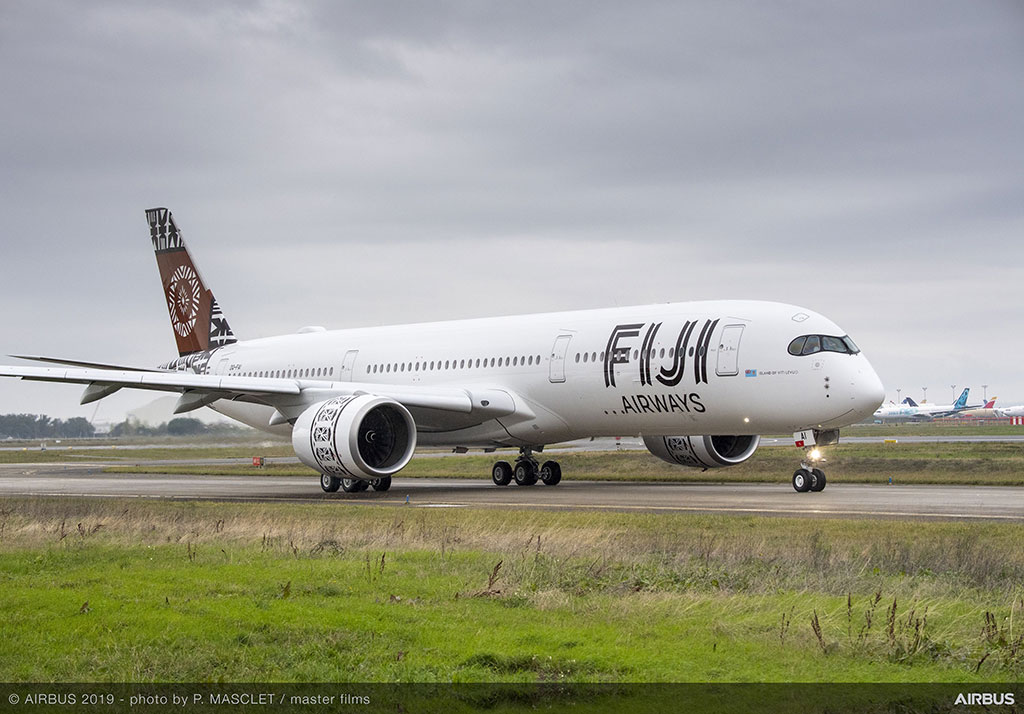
left=1, top=0, right=1022, bottom=422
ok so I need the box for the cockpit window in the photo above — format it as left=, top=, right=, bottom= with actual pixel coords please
left=801, top=335, right=821, bottom=355
left=821, top=336, right=846, bottom=353
left=788, top=334, right=860, bottom=356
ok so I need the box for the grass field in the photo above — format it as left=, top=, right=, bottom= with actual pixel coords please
left=94, top=440, right=1024, bottom=486
left=1, top=498, right=1023, bottom=683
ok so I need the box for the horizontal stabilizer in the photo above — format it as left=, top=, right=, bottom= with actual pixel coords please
left=11, top=354, right=161, bottom=372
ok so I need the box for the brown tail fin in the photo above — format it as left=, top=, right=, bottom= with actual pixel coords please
left=146, top=208, right=237, bottom=357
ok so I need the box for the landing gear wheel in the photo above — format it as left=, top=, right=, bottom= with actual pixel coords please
left=492, top=461, right=513, bottom=486
left=514, top=461, right=538, bottom=486
left=792, top=468, right=812, bottom=493
left=320, top=473, right=341, bottom=493
left=370, top=476, right=392, bottom=492
left=810, top=468, right=826, bottom=492
left=540, top=460, right=562, bottom=486
left=342, top=478, right=369, bottom=493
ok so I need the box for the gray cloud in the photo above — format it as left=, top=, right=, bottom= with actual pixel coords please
left=1, top=0, right=1022, bottom=419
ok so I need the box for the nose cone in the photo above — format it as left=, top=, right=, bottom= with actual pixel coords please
left=852, top=357, right=885, bottom=421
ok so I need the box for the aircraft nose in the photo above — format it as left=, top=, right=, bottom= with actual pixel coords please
left=853, top=358, right=885, bottom=418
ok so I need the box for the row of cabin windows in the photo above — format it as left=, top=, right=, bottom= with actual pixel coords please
left=574, top=346, right=701, bottom=364
left=367, top=355, right=544, bottom=375
left=239, top=367, right=335, bottom=379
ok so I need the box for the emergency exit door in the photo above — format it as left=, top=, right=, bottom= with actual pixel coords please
left=549, top=334, right=572, bottom=383
left=339, top=350, right=359, bottom=381
left=715, top=325, right=744, bottom=376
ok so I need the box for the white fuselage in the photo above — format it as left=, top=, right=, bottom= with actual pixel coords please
left=191, top=300, right=884, bottom=447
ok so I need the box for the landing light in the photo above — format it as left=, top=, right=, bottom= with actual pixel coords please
left=743, top=417, right=750, bottom=423
left=809, top=448, right=822, bottom=461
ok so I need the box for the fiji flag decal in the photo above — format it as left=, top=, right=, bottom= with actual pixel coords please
left=745, top=369, right=757, bottom=378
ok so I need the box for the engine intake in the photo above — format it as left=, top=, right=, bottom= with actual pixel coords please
left=292, top=395, right=417, bottom=479
left=643, top=434, right=759, bottom=469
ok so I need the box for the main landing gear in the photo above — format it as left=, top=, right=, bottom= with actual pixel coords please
left=492, top=447, right=562, bottom=487
left=320, top=474, right=392, bottom=493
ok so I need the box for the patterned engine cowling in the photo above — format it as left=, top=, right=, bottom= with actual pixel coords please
left=292, top=395, right=417, bottom=479
left=643, top=434, right=760, bottom=469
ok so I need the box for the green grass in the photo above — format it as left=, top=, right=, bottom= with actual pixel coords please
left=1, top=498, right=1023, bottom=683
left=0, top=443, right=295, bottom=464
left=100, top=441, right=1024, bottom=486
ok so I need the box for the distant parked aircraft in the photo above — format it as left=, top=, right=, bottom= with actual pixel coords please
left=873, top=388, right=972, bottom=421
left=996, top=404, right=1024, bottom=418
left=958, top=398, right=999, bottom=418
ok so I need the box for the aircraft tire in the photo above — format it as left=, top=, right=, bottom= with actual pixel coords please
left=370, top=476, right=392, bottom=492
left=810, top=469, right=826, bottom=492
left=492, top=461, right=513, bottom=486
left=321, top=473, right=341, bottom=493
left=540, top=460, right=562, bottom=486
left=792, top=468, right=812, bottom=493
left=514, top=461, right=538, bottom=486
left=342, top=478, right=369, bottom=493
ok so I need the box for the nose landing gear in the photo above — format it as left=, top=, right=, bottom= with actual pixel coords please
left=792, top=465, right=826, bottom=492
left=791, top=430, right=833, bottom=493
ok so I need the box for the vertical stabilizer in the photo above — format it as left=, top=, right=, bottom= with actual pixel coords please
left=146, top=208, right=237, bottom=356
left=953, top=388, right=969, bottom=410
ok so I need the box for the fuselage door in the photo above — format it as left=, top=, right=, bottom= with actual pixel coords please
left=214, top=356, right=230, bottom=376
left=340, top=349, right=359, bottom=381
left=549, top=334, right=572, bottom=383
left=715, top=324, right=744, bottom=377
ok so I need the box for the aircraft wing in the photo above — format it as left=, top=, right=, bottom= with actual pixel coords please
left=0, top=365, right=511, bottom=420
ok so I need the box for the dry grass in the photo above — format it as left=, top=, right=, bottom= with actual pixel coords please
left=3, top=497, right=1023, bottom=596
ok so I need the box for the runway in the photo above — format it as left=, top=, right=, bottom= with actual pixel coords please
left=2, top=464, right=1022, bottom=521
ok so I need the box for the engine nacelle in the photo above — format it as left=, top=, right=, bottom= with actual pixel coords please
left=643, top=434, right=760, bottom=469
left=292, top=395, right=417, bottom=479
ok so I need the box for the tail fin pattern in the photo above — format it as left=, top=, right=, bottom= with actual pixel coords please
left=954, top=388, right=969, bottom=410
left=146, top=208, right=237, bottom=356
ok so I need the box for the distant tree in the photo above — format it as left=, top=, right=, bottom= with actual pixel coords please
left=60, top=417, right=96, bottom=438
left=0, top=414, right=53, bottom=439
left=166, top=418, right=206, bottom=436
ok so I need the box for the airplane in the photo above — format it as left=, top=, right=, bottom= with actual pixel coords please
left=996, top=405, right=1024, bottom=418
left=872, top=388, right=972, bottom=421
left=958, top=398, right=998, bottom=418
left=0, top=208, right=885, bottom=494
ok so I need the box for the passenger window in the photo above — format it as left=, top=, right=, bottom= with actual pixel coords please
left=801, top=335, right=821, bottom=355
left=788, top=336, right=807, bottom=356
